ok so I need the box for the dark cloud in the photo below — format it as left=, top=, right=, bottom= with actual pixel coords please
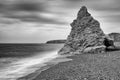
left=0, top=0, right=120, bottom=43
left=0, top=0, right=47, bottom=12
left=11, top=0, right=47, bottom=12
left=0, top=0, right=68, bottom=25
left=0, top=0, right=120, bottom=25
left=0, top=0, right=83, bottom=25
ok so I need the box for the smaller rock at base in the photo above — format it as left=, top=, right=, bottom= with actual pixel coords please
left=83, top=45, right=106, bottom=54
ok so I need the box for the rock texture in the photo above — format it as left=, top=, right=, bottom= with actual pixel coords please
left=104, top=36, right=114, bottom=48
left=83, top=45, right=106, bottom=54
left=59, top=6, right=106, bottom=55
left=108, top=33, right=120, bottom=42
left=46, top=40, right=66, bottom=44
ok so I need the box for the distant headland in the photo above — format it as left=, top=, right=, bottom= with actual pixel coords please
left=46, top=39, right=66, bottom=44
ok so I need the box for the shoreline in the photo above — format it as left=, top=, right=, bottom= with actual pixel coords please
left=18, top=50, right=120, bottom=80
left=17, top=63, right=54, bottom=80
left=17, top=54, right=72, bottom=80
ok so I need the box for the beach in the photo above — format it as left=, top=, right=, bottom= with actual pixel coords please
left=18, top=54, right=72, bottom=80
left=1, top=44, right=120, bottom=80
left=0, top=44, right=68, bottom=80
left=18, top=47, right=120, bottom=80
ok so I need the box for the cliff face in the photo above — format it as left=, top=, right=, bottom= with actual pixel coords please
left=59, top=6, right=106, bottom=55
left=108, top=33, right=120, bottom=42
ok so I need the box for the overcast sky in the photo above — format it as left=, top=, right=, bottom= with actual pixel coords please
left=0, top=0, right=120, bottom=43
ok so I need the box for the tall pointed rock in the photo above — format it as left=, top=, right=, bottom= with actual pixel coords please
left=59, top=6, right=106, bottom=55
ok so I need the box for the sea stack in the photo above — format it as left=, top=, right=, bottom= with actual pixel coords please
left=59, top=6, right=106, bottom=55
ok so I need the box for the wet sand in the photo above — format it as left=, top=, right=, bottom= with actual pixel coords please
left=17, top=54, right=72, bottom=80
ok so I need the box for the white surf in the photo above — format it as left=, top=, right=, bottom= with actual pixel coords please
left=0, top=51, right=59, bottom=80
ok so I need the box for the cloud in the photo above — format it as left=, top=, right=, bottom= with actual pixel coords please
left=100, top=13, right=120, bottom=23
left=85, top=0, right=120, bottom=12
left=0, top=0, right=120, bottom=43
left=0, top=0, right=47, bottom=11
left=12, top=0, right=49, bottom=12
left=82, top=0, right=120, bottom=22
left=0, top=0, right=71, bottom=25
left=82, top=0, right=120, bottom=33
left=56, top=0, right=83, bottom=9
left=3, top=12, right=67, bottom=25
left=0, top=22, right=69, bottom=43
left=0, top=0, right=84, bottom=25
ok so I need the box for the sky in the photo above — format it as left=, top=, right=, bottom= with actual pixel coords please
left=0, top=0, right=120, bottom=43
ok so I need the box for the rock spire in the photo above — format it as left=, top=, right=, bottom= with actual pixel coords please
left=59, top=6, right=106, bottom=55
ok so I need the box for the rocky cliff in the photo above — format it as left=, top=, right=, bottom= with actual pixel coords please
left=59, top=6, right=107, bottom=55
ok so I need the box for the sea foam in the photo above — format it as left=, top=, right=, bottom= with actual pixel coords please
left=0, top=51, right=59, bottom=80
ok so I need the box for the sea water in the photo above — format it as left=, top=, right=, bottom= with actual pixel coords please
left=0, top=44, right=63, bottom=80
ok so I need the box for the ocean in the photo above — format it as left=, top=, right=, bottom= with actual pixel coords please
left=0, top=44, right=64, bottom=80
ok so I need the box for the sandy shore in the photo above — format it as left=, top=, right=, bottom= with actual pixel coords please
left=18, top=50, right=120, bottom=80
left=17, top=54, right=72, bottom=80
